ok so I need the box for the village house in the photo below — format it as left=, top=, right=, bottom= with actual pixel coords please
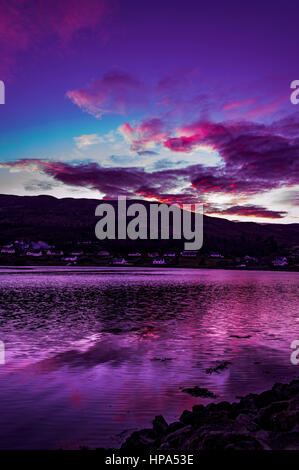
left=272, top=257, right=288, bottom=266
left=26, top=251, right=43, bottom=257
left=180, top=251, right=197, bottom=257
left=210, top=253, right=224, bottom=258
left=112, top=258, right=127, bottom=265
left=46, top=250, right=64, bottom=256
left=127, top=252, right=141, bottom=257
left=62, top=256, right=77, bottom=262
left=1, top=247, right=16, bottom=255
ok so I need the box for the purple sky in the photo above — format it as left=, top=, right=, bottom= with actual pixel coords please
left=0, top=0, right=298, bottom=223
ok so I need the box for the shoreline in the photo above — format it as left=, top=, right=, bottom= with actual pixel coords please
left=0, top=264, right=298, bottom=273
left=121, top=380, right=299, bottom=450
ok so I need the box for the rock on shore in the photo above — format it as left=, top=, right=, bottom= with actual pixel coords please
left=121, top=380, right=299, bottom=450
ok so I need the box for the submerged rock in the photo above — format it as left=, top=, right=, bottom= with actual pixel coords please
left=230, top=334, right=252, bottom=339
left=121, top=380, right=299, bottom=450
left=205, top=360, right=231, bottom=374
left=150, top=357, right=173, bottom=362
left=182, top=386, right=217, bottom=398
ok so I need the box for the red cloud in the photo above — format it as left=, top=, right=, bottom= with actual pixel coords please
left=2, top=113, right=298, bottom=223
left=119, top=119, right=168, bottom=152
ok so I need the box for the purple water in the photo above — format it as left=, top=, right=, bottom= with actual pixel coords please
left=0, top=267, right=298, bottom=449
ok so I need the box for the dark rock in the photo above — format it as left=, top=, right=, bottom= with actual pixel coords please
left=165, top=421, right=185, bottom=435
left=192, top=404, right=205, bottom=413
left=255, top=390, right=284, bottom=408
left=103, top=328, right=123, bottom=334
left=121, top=428, right=157, bottom=450
left=285, top=380, right=299, bottom=397
left=272, top=411, right=298, bottom=432
left=234, top=413, right=260, bottom=433
left=214, top=401, right=232, bottom=412
left=122, top=379, right=299, bottom=450
left=257, top=401, right=289, bottom=430
left=162, top=425, right=193, bottom=447
left=229, top=335, right=252, bottom=339
left=182, top=386, right=217, bottom=398
left=237, top=394, right=259, bottom=414
left=153, top=415, right=168, bottom=435
left=270, top=431, right=299, bottom=450
left=289, top=396, right=299, bottom=411
left=150, top=357, right=172, bottom=362
left=200, top=432, right=264, bottom=450
left=179, top=410, right=194, bottom=425
left=205, top=361, right=231, bottom=374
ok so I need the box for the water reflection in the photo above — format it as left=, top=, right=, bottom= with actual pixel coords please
left=0, top=268, right=298, bottom=449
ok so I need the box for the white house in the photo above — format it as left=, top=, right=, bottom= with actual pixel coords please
left=112, top=258, right=127, bottom=265
left=128, top=252, right=141, bottom=257
left=272, top=257, right=288, bottom=266
left=180, top=251, right=197, bottom=257
left=26, top=251, right=42, bottom=257
left=62, top=256, right=78, bottom=262
left=46, top=250, right=64, bottom=256
left=1, top=248, right=15, bottom=254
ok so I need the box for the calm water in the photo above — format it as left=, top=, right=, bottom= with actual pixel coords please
left=0, top=267, right=298, bottom=449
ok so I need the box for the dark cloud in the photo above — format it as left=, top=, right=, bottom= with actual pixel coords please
left=152, top=159, right=188, bottom=170
left=2, top=111, right=299, bottom=221
left=163, top=117, right=299, bottom=194
left=205, top=205, right=288, bottom=219
left=137, top=150, right=159, bottom=156
left=24, top=179, right=57, bottom=192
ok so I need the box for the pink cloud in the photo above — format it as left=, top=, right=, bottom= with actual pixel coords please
left=164, top=121, right=227, bottom=152
left=118, top=122, right=135, bottom=141
left=66, top=70, right=145, bottom=118
left=119, top=119, right=168, bottom=152
left=222, top=99, right=255, bottom=111
left=131, top=119, right=169, bottom=151
left=0, top=0, right=109, bottom=78
left=243, top=96, right=288, bottom=121
left=2, top=113, right=298, bottom=216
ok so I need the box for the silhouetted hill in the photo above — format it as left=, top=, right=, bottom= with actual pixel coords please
left=0, top=194, right=298, bottom=256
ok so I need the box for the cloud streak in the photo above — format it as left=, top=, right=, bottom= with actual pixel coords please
left=1, top=147, right=298, bottom=220
left=66, top=70, right=145, bottom=118
left=205, top=205, right=288, bottom=219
